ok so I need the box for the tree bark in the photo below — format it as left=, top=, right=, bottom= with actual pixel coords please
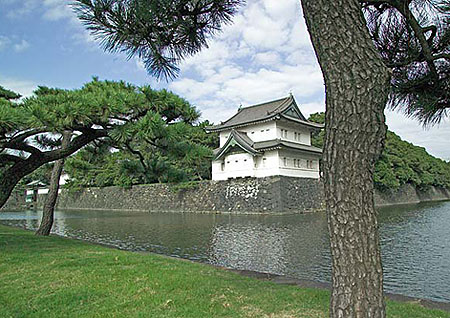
left=300, top=1, right=391, bottom=317
left=35, top=132, right=71, bottom=236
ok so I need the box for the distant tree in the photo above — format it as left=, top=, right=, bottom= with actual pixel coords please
left=35, top=131, right=71, bottom=236
left=64, top=120, right=214, bottom=189
left=0, top=79, right=210, bottom=210
left=308, top=112, right=325, bottom=148
left=309, top=112, right=450, bottom=191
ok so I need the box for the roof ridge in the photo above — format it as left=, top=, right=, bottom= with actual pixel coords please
left=239, top=96, right=290, bottom=110
left=268, top=95, right=293, bottom=114
left=214, top=96, right=289, bottom=128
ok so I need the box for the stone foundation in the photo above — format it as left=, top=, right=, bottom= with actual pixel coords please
left=4, top=177, right=450, bottom=214
left=41, top=176, right=325, bottom=214
left=1, top=190, right=26, bottom=211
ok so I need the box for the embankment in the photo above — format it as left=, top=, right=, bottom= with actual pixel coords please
left=22, top=176, right=450, bottom=214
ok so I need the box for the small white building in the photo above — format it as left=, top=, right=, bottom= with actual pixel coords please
left=206, top=95, right=323, bottom=181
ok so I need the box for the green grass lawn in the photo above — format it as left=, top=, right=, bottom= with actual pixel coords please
left=0, top=225, right=448, bottom=318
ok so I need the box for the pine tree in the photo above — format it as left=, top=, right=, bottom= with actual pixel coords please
left=71, top=1, right=448, bottom=317
left=0, top=79, right=209, bottom=210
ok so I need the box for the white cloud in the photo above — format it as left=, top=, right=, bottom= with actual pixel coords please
left=2, top=0, right=449, bottom=160
left=13, top=39, right=30, bottom=52
left=2, top=0, right=93, bottom=46
left=168, top=0, right=324, bottom=125
left=0, top=76, right=37, bottom=98
left=386, top=110, right=450, bottom=159
left=135, top=57, right=146, bottom=72
left=42, top=0, right=73, bottom=21
left=5, top=0, right=37, bottom=18
left=262, top=0, right=299, bottom=22
left=0, top=36, right=11, bottom=51
left=253, top=52, right=281, bottom=66
left=167, top=0, right=450, bottom=159
left=0, top=36, right=30, bottom=53
left=4, top=0, right=73, bottom=21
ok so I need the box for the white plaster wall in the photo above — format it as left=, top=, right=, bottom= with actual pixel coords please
left=36, top=189, right=63, bottom=195
left=212, top=150, right=281, bottom=180
left=218, top=122, right=277, bottom=147
left=254, top=150, right=281, bottom=178
left=212, top=148, right=320, bottom=180
left=212, top=152, right=256, bottom=180
left=276, top=122, right=311, bottom=145
left=219, top=130, right=232, bottom=147
left=38, top=189, right=49, bottom=195
left=237, top=122, right=277, bottom=143
left=278, top=150, right=320, bottom=179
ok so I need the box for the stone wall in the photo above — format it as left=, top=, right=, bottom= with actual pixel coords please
left=374, top=183, right=450, bottom=207
left=1, top=190, right=25, bottom=211
left=38, top=176, right=325, bottom=214
left=6, top=177, right=450, bottom=214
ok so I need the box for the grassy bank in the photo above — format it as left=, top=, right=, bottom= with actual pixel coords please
left=0, top=225, right=448, bottom=318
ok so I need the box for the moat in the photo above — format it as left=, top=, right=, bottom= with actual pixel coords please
left=1, top=201, right=449, bottom=303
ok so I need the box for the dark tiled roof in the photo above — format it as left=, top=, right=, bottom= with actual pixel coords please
left=214, top=130, right=261, bottom=160
left=231, top=130, right=258, bottom=154
left=213, top=129, right=322, bottom=160
left=254, top=139, right=322, bottom=155
left=206, top=96, right=294, bottom=132
left=279, top=114, right=324, bottom=129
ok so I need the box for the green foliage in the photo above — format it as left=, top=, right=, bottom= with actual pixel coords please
left=61, top=84, right=215, bottom=189
left=17, top=164, right=54, bottom=188
left=168, top=180, right=201, bottom=193
left=376, top=131, right=450, bottom=191
left=308, top=112, right=450, bottom=191
left=308, top=112, right=325, bottom=148
left=363, top=1, right=450, bottom=126
left=65, top=120, right=214, bottom=188
left=0, top=79, right=213, bottom=203
left=73, top=0, right=243, bottom=79
left=0, top=85, right=21, bottom=101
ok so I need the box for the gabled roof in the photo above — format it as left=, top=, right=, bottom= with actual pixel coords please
left=214, top=130, right=261, bottom=160
left=254, top=140, right=322, bottom=155
left=214, top=130, right=322, bottom=160
left=206, top=95, right=323, bottom=132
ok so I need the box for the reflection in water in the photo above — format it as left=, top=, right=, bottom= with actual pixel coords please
left=1, top=201, right=449, bottom=302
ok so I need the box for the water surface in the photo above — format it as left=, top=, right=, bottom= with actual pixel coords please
left=1, top=201, right=449, bottom=302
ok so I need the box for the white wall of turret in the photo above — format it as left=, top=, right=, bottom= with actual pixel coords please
left=219, top=122, right=277, bottom=147
left=212, top=149, right=319, bottom=180
left=213, top=120, right=319, bottom=181
left=276, top=122, right=311, bottom=145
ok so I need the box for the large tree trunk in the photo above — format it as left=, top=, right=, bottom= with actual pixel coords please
left=0, top=130, right=106, bottom=210
left=300, top=1, right=391, bottom=317
left=0, top=156, right=44, bottom=210
left=36, top=132, right=71, bottom=236
left=0, top=174, right=22, bottom=211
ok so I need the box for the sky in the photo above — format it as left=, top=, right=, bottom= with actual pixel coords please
left=1, top=0, right=449, bottom=160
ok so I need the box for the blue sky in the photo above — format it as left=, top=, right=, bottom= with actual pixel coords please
left=1, top=0, right=449, bottom=159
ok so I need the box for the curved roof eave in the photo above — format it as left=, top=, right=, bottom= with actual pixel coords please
left=214, top=130, right=261, bottom=160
